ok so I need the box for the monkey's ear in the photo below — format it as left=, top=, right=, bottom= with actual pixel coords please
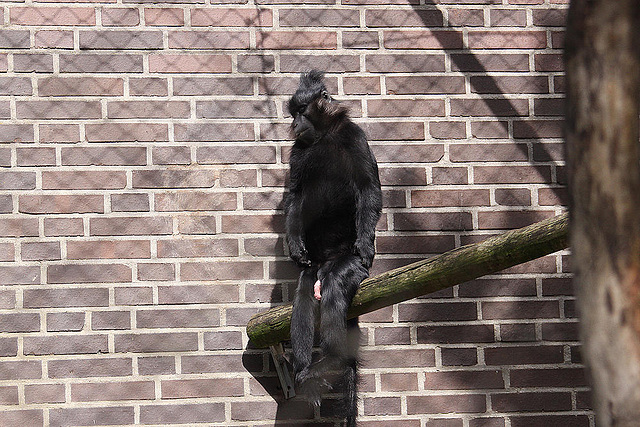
left=321, top=90, right=331, bottom=102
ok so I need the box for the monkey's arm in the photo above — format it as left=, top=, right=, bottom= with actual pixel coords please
left=353, top=180, right=382, bottom=269
left=285, top=192, right=311, bottom=266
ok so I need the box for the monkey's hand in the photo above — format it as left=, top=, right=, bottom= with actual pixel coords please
left=289, top=241, right=311, bottom=267
left=353, top=240, right=374, bottom=269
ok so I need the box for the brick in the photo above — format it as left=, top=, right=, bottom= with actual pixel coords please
left=222, top=214, right=284, bottom=234
left=541, top=322, right=580, bottom=341
left=67, top=240, right=150, bottom=260
left=468, top=30, right=547, bottom=48
left=169, top=30, right=249, bottom=49
left=367, top=9, right=442, bottom=27
left=0, top=266, right=40, bottom=285
left=17, top=101, right=101, bottom=119
left=35, top=30, right=74, bottom=49
left=496, top=188, right=532, bottom=206
left=474, top=166, right=552, bottom=184
left=162, top=378, right=243, bottom=399
left=25, top=384, right=65, bottom=404
left=0, top=172, right=36, bottom=190
left=343, top=31, right=379, bottom=49
left=369, top=99, right=444, bottom=117
left=192, top=8, right=271, bottom=26
left=62, top=147, right=147, bottom=166
left=141, top=403, right=225, bottom=424
left=16, top=147, right=56, bottom=167
left=424, top=370, right=504, bottom=389
left=281, top=8, right=358, bottom=27
left=220, top=169, right=257, bottom=187
left=115, top=333, right=198, bottom=353
left=23, top=335, right=108, bottom=356
left=158, top=285, right=240, bottom=304
left=478, top=210, right=555, bottom=230
left=0, top=313, right=40, bottom=333
left=72, top=381, right=155, bottom=402
left=42, top=171, right=126, bottom=190
left=0, top=338, right=18, bottom=357
left=399, top=302, right=477, bottom=321
left=386, top=76, right=465, bottom=94
left=0, top=360, right=41, bottom=380
left=44, top=218, right=83, bottom=237
left=20, top=195, right=104, bottom=214
left=490, top=9, right=526, bottom=26
left=39, top=77, right=123, bottom=96
left=11, top=7, right=95, bottom=26
left=197, top=145, right=275, bottom=163
left=394, top=212, right=473, bottom=231
left=176, top=124, right=255, bottom=142
left=115, top=287, right=153, bottom=306
left=181, top=261, right=263, bottom=281
left=0, top=77, right=32, bottom=95
left=48, top=264, right=132, bottom=284
left=442, top=348, right=478, bottom=366
left=256, top=31, right=337, bottom=49
left=533, top=9, right=568, bottom=27
left=80, top=30, right=162, bottom=49
left=60, top=54, right=143, bottom=73
left=451, top=98, right=529, bottom=117
left=448, top=9, right=484, bottom=26
left=129, top=77, right=168, bottom=96
left=412, top=189, right=490, bottom=207
left=237, top=54, right=275, bottom=72
left=40, top=124, right=80, bottom=143
left=535, top=98, right=564, bottom=116
left=138, top=263, right=175, bottom=281
left=0, top=410, right=43, bottom=426
left=0, top=218, right=39, bottom=238
left=154, top=192, right=236, bottom=212
left=384, top=30, right=462, bottom=49
left=173, top=76, right=252, bottom=95
left=0, top=124, right=34, bottom=143
left=144, top=8, right=184, bottom=26
left=380, top=373, right=419, bottom=392
left=197, top=100, right=277, bottom=118
left=510, top=416, right=590, bottom=427
left=21, top=242, right=61, bottom=261
left=482, top=300, right=560, bottom=320
left=49, top=407, right=134, bottom=427
left=514, top=120, right=563, bottom=138
left=177, top=215, right=218, bottom=235
left=0, top=30, right=30, bottom=48
left=0, top=243, right=13, bottom=262
left=138, top=356, right=175, bottom=376
left=86, top=123, right=168, bottom=142
left=90, top=217, right=172, bottom=235
left=47, top=312, right=86, bottom=332
left=48, top=358, right=132, bottom=379
left=452, top=53, right=530, bottom=72
left=485, top=345, right=564, bottom=365
left=102, top=8, right=139, bottom=26
left=13, top=54, right=53, bottom=73
left=417, top=324, right=494, bottom=344
left=158, top=239, right=237, bottom=258
left=149, top=54, right=232, bottom=73
left=108, top=100, right=189, bottom=119
left=132, top=170, right=213, bottom=189
left=111, top=193, right=150, bottom=212
left=407, top=394, right=486, bottom=414
left=204, top=331, right=243, bottom=350
left=375, top=326, right=411, bottom=345
left=344, top=76, right=381, bottom=95
left=364, top=397, right=402, bottom=416
left=136, top=308, right=219, bottom=329
left=471, top=76, right=549, bottom=94
left=152, top=147, right=191, bottom=165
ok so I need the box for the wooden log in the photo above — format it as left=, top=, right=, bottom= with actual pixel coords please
left=247, top=213, right=568, bottom=348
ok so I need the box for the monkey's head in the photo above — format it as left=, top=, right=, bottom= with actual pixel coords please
left=288, top=70, right=347, bottom=145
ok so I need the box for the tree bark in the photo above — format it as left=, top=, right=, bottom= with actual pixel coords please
left=565, top=1, right=640, bottom=426
left=247, top=213, right=568, bottom=348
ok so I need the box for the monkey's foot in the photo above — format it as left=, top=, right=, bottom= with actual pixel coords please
left=296, top=370, right=331, bottom=407
left=314, top=280, right=321, bottom=300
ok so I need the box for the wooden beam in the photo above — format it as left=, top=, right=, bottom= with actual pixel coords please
left=247, top=213, right=568, bottom=348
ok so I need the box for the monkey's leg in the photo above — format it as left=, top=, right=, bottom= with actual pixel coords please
left=342, top=317, right=360, bottom=427
left=291, top=267, right=318, bottom=380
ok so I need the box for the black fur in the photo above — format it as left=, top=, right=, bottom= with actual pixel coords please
left=285, top=71, right=382, bottom=427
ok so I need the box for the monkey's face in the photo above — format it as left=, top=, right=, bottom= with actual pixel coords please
left=289, top=90, right=331, bottom=145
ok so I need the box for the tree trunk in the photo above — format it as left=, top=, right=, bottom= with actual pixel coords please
left=565, top=1, right=640, bottom=426
left=247, top=213, right=568, bottom=348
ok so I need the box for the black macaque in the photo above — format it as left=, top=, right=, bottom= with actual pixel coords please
left=285, top=71, right=382, bottom=427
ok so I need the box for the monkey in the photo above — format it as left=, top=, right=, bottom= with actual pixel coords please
left=285, top=70, right=382, bottom=427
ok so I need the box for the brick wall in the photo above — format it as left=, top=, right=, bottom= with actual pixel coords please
left=0, top=0, right=590, bottom=426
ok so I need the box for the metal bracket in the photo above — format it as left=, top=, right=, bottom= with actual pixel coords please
left=270, top=343, right=295, bottom=399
